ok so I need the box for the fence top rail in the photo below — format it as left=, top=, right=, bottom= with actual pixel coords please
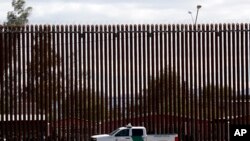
left=1, top=29, right=250, bottom=34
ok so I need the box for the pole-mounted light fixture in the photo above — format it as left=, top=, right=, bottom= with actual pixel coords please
left=188, top=5, right=202, bottom=25
left=188, top=11, right=194, bottom=24
left=195, top=5, right=202, bottom=25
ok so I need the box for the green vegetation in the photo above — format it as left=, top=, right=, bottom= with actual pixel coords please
left=4, top=0, right=32, bottom=26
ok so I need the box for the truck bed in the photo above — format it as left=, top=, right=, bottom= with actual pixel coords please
left=146, top=134, right=178, bottom=141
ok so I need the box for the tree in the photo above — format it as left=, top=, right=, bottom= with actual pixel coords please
left=0, top=0, right=32, bottom=113
left=139, top=66, right=189, bottom=116
left=1, top=0, right=32, bottom=79
left=1, top=0, right=32, bottom=86
left=69, top=89, right=105, bottom=120
left=25, top=26, right=105, bottom=121
left=25, top=27, right=60, bottom=115
left=200, top=84, right=234, bottom=119
left=4, top=0, right=32, bottom=26
left=127, top=66, right=190, bottom=134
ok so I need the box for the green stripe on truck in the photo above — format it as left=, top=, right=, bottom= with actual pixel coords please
left=132, top=136, right=143, bottom=141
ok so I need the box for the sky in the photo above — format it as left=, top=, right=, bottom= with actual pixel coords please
left=1, top=0, right=250, bottom=24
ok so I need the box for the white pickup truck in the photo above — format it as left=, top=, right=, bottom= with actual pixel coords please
left=90, top=124, right=178, bottom=141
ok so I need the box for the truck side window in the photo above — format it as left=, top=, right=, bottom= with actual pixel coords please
left=115, top=129, right=129, bottom=137
left=132, top=129, right=143, bottom=136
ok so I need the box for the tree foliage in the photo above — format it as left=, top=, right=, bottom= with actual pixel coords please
left=200, top=84, right=235, bottom=118
left=4, top=0, right=32, bottom=26
left=1, top=0, right=32, bottom=86
left=141, top=67, right=189, bottom=115
left=24, top=28, right=60, bottom=114
left=24, top=27, right=105, bottom=120
left=0, top=0, right=32, bottom=113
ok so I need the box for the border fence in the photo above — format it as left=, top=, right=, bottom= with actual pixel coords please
left=0, top=24, right=249, bottom=140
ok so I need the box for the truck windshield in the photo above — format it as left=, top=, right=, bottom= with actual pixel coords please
left=110, top=129, right=120, bottom=136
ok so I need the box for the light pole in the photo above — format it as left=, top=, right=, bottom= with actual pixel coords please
left=194, top=5, right=202, bottom=25
left=188, top=11, right=194, bottom=24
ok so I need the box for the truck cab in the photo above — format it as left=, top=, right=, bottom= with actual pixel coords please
left=91, top=124, right=146, bottom=141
